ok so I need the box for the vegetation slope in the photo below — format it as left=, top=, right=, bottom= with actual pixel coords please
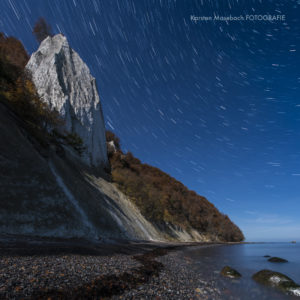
left=107, top=131, right=244, bottom=242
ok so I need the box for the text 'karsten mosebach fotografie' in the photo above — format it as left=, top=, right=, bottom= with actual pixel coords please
left=190, top=14, right=286, bottom=22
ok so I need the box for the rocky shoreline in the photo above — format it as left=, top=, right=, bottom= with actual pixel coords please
left=0, top=235, right=222, bottom=299
left=118, top=246, right=221, bottom=299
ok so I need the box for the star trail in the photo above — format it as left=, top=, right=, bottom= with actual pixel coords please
left=1, top=0, right=299, bottom=241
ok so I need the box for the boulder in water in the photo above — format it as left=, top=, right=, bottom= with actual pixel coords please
left=220, top=266, right=242, bottom=278
left=252, top=269, right=300, bottom=297
left=268, top=257, right=288, bottom=263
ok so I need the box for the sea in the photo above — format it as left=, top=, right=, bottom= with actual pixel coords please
left=183, top=243, right=300, bottom=299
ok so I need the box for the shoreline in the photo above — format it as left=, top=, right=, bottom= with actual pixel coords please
left=0, top=233, right=237, bottom=257
left=0, top=235, right=227, bottom=299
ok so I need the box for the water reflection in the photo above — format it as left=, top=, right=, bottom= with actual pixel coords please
left=183, top=243, right=300, bottom=299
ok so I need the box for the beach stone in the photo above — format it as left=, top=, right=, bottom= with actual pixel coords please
left=220, top=266, right=241, bottom=278
left=252, top=269, right=300, bottom=297
left=268, top=257, right=288, bottom=263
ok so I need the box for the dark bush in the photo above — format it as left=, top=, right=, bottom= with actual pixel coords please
left=33, top=18, right=53, bottom=44
left=64, top=132, right=86, bottom=155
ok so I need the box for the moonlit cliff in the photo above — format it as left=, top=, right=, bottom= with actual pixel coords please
left=26, top=34, right=108, bottom=168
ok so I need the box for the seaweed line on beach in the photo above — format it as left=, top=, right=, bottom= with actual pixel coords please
left=31, top=246, right=179, bottom=299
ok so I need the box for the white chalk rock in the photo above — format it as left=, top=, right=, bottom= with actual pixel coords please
left=26, top=34, right=108, bottom=168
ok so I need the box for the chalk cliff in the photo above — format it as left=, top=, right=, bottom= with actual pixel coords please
left=26, top=34, right=108, bottom=168
left=0, top=33, right=243, bottom=242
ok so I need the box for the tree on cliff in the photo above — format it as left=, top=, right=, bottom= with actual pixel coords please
left=0, top=33, right=63, bottom=147
left=33, top=18, right=53, bottom=44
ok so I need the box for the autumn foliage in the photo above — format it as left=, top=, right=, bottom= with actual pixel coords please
left=0, top=33, right=64, bottom=146
left=107, top=131, right=244, bottom=242
left=0, top=33, right=29, bottom=69
left=0, top=33, right=86, bottom=155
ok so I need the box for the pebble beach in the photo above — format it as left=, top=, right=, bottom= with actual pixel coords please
left=0, top=236, right=222, bottom=299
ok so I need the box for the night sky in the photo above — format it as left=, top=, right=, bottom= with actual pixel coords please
left=1, top=0, right=299, bottom=242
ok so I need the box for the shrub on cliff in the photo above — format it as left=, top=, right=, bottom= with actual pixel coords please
left=0, top=34, right=64, bottom=147
left=0, top=33, right=29, bottom=69
left=107, top=132, right=244, bottom=242
left=33, top=18, right=53, bottom=44
left=64, top=132, right=86, bottom=155
left=106, top=131, right=121, bottom=150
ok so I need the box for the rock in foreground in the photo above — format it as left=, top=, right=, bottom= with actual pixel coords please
left=220, top=266, right=242, bottom=278
left=268, top=257, right=288, bottom=263
left=252, top=269, right=300, bottom=297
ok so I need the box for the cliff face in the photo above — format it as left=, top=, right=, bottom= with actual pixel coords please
left=0, top=100, right=163, bottom=240
left=0, top=33, right=243, bottom=242
left=26, top=34, right=108, bottom=168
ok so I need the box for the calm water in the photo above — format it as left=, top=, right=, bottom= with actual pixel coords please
left=183, top=243, right=300, bottom=299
